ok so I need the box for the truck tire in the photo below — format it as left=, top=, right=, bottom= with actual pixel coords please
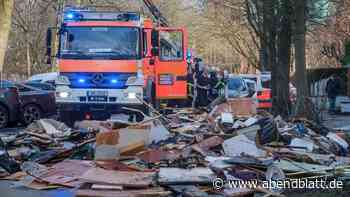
left=145, top=79, right=154, bottom=104
left=59, top=111, right=75, bottom=127
left=145, top=79, right=160, bottom=114
left=0, top=105, right=9, bottom=129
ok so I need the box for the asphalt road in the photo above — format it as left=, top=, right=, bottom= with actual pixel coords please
left=0, top=181, right=74, bottom=197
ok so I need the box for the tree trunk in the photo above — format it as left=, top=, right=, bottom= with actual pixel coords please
left=263, top=0, right=275, bottom=72
left=273, top=0, right=292, bottom=117
left=294, top=0, right=308, bottom=116
left=0, top=0, right=14, bottom=79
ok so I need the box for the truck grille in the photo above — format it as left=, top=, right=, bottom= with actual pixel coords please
left=61, top=72, right=135, bottom=89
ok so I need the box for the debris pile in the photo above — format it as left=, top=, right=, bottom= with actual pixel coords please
left=1, top=99, right=350, bottom=196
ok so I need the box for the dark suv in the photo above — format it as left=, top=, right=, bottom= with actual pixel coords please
left=0, top=81, right=56, bottom=127
left=0, top=85, right=20, bottom=128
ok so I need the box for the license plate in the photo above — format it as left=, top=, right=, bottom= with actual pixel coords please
left=87, top=91, right=108, bottom=97
left=88, top=96, right=107, bottom=102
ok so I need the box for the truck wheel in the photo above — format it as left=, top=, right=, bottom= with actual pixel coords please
left=22, top=104, right=42, bottom=125
left=154, top=99, right=160, bottom=110
left=59, top=111, right=75, bottom=127
left=146, top=80, right=160, bottom=114
left=146, top=79, right=153, bottom=104
left=0, top=105, right=9, bottom=129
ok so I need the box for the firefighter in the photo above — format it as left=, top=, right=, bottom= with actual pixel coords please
left=215, top=70, right=226, bottom=97
left=192, top=58, right=201, bottom=107
left=187, top=62, right=195, bottom=106
left=223, top=69, right=229, bottom=82
left=194, top=57, right=203, bottom=74
left=209, top=67, right=219, bottom=101
left=195, top=62, right=209, bottom=107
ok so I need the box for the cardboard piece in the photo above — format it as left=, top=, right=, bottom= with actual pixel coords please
left=223, top=135, right=266, bottom=157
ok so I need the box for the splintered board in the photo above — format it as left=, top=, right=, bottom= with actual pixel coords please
left=80, top=168, right=155, bottom=188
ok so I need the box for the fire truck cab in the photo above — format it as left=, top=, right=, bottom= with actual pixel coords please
left=46, top=8, right=188, bottom=124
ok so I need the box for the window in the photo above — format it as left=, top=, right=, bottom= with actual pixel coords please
left=15, top=84, right=32, bottom=92
left=228, top=78, right=246, bottom=91
left=60, top=27, right=140, bottom=60
left=143, top=31, right=148, bottom=57
left=159, top=31, right=183, bottom=61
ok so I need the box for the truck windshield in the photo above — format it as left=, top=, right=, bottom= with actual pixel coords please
left=59, top=27, right=140, bottom=60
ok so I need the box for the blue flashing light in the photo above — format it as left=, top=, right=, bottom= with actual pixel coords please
left=66, top=13, right=74, bottom=19
left=111, top=79, right=118, bottom=84
left=78, top=78, right=85, bottom=83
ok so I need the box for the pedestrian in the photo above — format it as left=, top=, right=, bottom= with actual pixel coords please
left=326, top=74, right=341, bottom=113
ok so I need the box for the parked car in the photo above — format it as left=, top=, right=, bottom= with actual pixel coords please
left=226, top=76, right=250, bottom=98
left=0, top=85, right=21, bottom=128
left=27, top=72, right=58, bottom=86
left=0, top=81, right=56, bottom=126
left=24, top=81, right=55, bottom=91
left=240, top=73, right=297, bottom=109
left=243, top=78, right=257, bottom=97
left=240, top=74, right=272, bottom=109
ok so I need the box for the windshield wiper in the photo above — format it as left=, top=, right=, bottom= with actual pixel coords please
left=61, top=50, right=94, bottom=59
left=92, top=51, right=136, bottom=59
left=62, top=50, right=89, bottom=55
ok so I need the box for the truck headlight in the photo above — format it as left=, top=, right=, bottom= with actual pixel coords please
left=128, top=92, right=137, bottom=99
left=57, top=91, right=70, bottom=98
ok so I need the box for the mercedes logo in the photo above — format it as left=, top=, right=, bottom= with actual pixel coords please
left=92, top=74, right=104, bottom=84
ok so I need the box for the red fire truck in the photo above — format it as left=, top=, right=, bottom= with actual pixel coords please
left=46, top=7, right=188, bottom=124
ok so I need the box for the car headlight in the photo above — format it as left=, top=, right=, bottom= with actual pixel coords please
left=57, top=91, right=70, bottom=98
left=128, top=92, right=137, bottom=99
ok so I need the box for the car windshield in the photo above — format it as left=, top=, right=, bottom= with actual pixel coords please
left=228, top=78, right=245, bottom=91
left=60, top=27, right=140, bottom=60
left=246, top=82, right=255, bottom=91
left=25, top=83, right=55, bottom=91
left=242, top=77, right=257, bottom=83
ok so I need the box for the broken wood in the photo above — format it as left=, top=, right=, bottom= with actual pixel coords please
left=80, top=168, right=155, bottom=188
left=120, top=141, right=145, bottom=155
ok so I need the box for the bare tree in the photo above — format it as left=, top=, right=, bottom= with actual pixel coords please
left=246, top=0, right=292, bottom=117
left=0, top=0, right=14, bottom=79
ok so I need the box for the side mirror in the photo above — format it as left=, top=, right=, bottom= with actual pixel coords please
left=151, top=47, right=159, bottom=56
left=151, top=29, right=159, bottom=47
left=248, top=88, right=255, bottom=97
left=46, top=28, right=52, bottom=64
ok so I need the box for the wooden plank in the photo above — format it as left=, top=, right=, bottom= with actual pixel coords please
left=96, top=130, right=119, bottom=146
left=191, top=136, right=224, bottom=156
left=42, top=160, right=93, bottom=187
left=80, top=168, right=155, bottom=188
left=120, top=141, right=145, bottom=155
left=158, top=168, right=216, bottom=185
left=91, top=184, right=123, bottom=190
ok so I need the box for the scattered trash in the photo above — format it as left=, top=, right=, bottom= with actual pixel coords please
left=95, top=130, right=120, bottom=160
left=223, top=135, right=267, bottom=157
left=1, top=101, right=350, bottom=196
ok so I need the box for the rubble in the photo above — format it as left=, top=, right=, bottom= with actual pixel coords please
left=1, top=101, right=350, bottom=196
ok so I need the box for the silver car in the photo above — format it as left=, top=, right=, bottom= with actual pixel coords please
left=226, top=76, right=250, bottom=98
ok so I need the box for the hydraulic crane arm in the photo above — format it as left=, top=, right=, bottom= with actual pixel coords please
left=142, top=0, right=169, bottom=27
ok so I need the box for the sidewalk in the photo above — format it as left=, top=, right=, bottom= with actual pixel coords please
left=322, top=112, right=350, bottom=131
